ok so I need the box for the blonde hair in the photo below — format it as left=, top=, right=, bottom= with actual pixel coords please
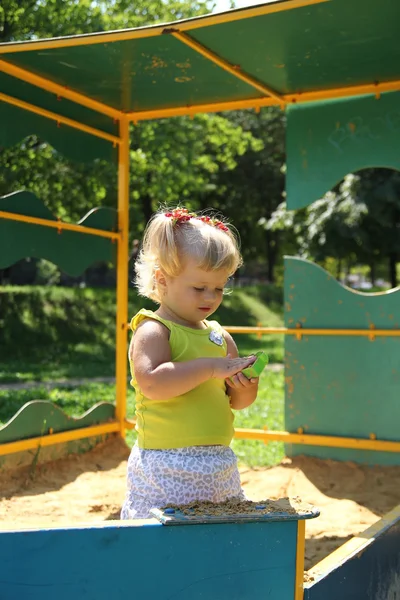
left=135, top=207, right=242, bottom=303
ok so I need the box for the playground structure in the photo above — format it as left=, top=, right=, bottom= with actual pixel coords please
left=0, top=0, right=400, bottom=598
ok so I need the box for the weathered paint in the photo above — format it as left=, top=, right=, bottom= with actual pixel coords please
left=0, top=515, right=309, bottom=600
left=0, top=191, right=117, bottom=275
left=284, top=257, right=400, bottom=465
left=286, top=91, right=400, bottom=209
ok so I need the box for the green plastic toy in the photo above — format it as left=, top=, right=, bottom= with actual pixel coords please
left=241, top=351, right=269, bottom=379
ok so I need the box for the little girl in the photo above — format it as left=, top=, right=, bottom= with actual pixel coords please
left=121, top=207, right=259, bottom=519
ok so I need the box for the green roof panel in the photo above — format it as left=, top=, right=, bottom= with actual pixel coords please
left=0, top=0, right=399, bottom=156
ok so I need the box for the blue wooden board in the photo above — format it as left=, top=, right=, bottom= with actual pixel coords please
left=305, top=519, right=400, bottom=600
left=286, top=91, right=400, bottom=210
left=284, top=257, right=400, bottom=465
left=0, top=519, right=299, bottom=600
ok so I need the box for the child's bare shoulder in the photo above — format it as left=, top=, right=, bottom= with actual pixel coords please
left=135, top=317, right=170, bottom=338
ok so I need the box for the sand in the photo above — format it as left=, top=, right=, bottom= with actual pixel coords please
left=1, top=436, right=399, bottom=570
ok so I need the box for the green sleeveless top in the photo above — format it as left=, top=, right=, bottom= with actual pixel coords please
left=129, top=309, right=234, bottom=449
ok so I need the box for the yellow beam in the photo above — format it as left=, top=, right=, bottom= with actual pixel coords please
left=123, top=420, right=400, bottom=453
left=295, top=520, right=306, bottom=600
left=115, top=117, right=130, bottom=439
left=0, top=422, right=120, bottom=457
left=0, top=91, right=120, bottom=145
left=224, top=326, right=400, bottom=337
left=306, top=503, right=400, bottom=583
left=0, top=210, right=120, bottom=240
left=127, top=79, right=400, bottom=122
left=0, top=0, right=328, bottom=54
left=171, top=31, right=284, bottom=104
left=234, top=428, right=400, bottom=452
left=127, top=96, right=276, bottom=122
left=289, top=78, right=400, bottom=104
left=0, top=59, right=121, bottom=120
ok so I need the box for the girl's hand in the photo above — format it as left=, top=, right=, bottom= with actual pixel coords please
left=226, top=371, right=258, bottom=391
left=211, top=354, right=255, bottom=380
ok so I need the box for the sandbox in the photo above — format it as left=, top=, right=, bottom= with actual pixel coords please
left=1, top=436, right=399, bottom=572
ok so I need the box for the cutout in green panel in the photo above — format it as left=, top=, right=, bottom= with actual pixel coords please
left=286, top=92, right=400, bottom=210
left=284, top=257, right=400, bottom=465
left=0, top=100, right=116, bottom=163
left=0, top=191, right=117, bottom=275
left=0, top=400, right=115, bottom=444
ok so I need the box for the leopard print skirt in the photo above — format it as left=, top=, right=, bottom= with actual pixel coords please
left=120, top=443, right=245, bottom=520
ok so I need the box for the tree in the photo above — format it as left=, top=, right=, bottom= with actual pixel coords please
left=0, top=1, right=261, bottom=250
left=215, top=107, right=286, bottom=282
left=268, top=170, right=400, bottom=288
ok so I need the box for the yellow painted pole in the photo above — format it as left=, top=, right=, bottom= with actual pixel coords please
left=0, top=422, right=120, bottom=457
left=0, top=91, right=120, bottom=145
left=115, top=116, right=130, bottom=439
left=224, top=326, right=400, bottom=337
left=233, top=428, right=400, bottom=452
left=127, top=79, right=400, bottom=123
left=0, top=59, right=121, bottom=120
left=127, top=96, right=277, bottom=122
left=123, top=419, right=400, bottom=453
left=171, top=31, right=285, bottom=104
left=295, top=520, right=306, bottom=600
left=0, top=210, right=120, bottom=240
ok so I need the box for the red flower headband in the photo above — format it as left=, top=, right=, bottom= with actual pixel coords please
left=164, top=208, right=229, bottom=232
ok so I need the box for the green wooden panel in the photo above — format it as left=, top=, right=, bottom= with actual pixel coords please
left=0, top=400, right=115, bottom=443
left=193, top=0, right=400, bottom=96
left=2, top=37, right=260, bottom=114
left=0, top=86, right=117, bottom=163
left=284, top=257, right=400, bottom=465
left=0, top=0, right=399, bottom=117
left=0, top=191, right=117, bottom=275
left=286, top=91, right=400, bottom=210
left=0, top=519, right=300, bottom=599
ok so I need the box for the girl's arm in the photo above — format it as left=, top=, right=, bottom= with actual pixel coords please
left=223, top=330, right=259, bottom=410
left=131, top=319, right=255, bottom=401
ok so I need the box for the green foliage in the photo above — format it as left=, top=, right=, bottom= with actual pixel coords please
left=0, top=0, right=264, bottom=252
left=217, top=108, right=286, bottom=276
left=0, top=284, right=284, bottom=383
left=268, top=169, right=400, bottom=287
left=0, top=371, right=284, bottom=467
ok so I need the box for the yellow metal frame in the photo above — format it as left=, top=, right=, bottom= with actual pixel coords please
left=233, top=428, right=400, bottom=453
left=0, top=0, right=328, bottom=54
left=0, top=58, right=122, bottom=120
left=0, top=210, right=120, bottom=240
left=122, top=420, right=400, bottom=453
left=127, top=79, right=400, bottom=122
left=224, top=325, right=400, bottom=339
left=295, top=520, right=306, bottom=600
left=0, top=91, right=120, bottom=145
left=172, top=31, right=285, bottom=104
left=0, top=0, right=399, bottom=461
left=0, top=421, right=120, bottom=457
left=115, top=117, right=130, bottom=439
left=305, top=503, right=400, bottom=585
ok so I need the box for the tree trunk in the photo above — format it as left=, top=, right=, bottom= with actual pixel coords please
left=264, top=229, right=276, bottom=284
left=141, top=193, right=153, bottom=224
left=336, top=259, right=342, bottom=281
left=369, top=261, right=376, bottom=287
left=388, top=252, right=398, bottom=288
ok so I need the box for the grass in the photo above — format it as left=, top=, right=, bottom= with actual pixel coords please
left=0, top=370, right=284, bottom=468
left=0, top=284, right=283, bottom=383
left=0, top=283, right=285, bottom=467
